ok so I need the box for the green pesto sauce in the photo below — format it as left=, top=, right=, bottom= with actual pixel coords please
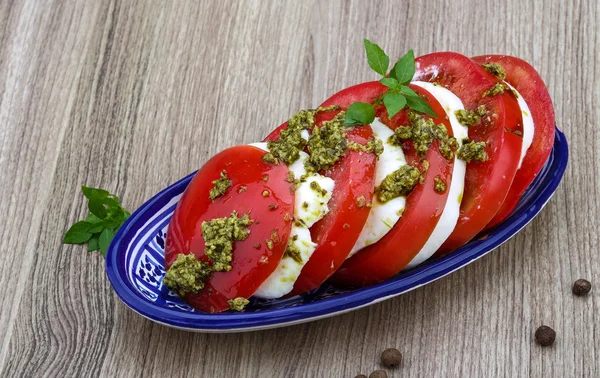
left=388, top=112, right=458, bottom=160
left=347, top=138, right=384, bottom=157
left=202, top=211, right=253, bottom=272
left=376, top=165, right=421, bottom=202
left=209, top=170, right=232, bottom=200
left=162, top=253, right=212, bottom=296
left=483, top=82, right=507, bottom=97
left=304, top=111, right=348, bottom=174
left=284, top=235, right=302, bottom=263
left=457, top=140, right=488, bottom=162
left=482, top=63, right=507, bottom=80
left=264, top=106, right=339, bottom=166
left=228, top=297, right=250, bottom=311
left=455, top=109, right=481, bottom=127
left=309, top=180, right=328, bottom=196
left=434, top=176, right=447, bottom=193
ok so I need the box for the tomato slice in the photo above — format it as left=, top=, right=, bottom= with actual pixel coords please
left=264, top=83, right=381, bottom=295
left=472, top=55, right=555, bottom=227
left=165, top=145, right=294, bottom=312
left=331, top=84, right=454, bottom=287
left=414, top=52, right=524, bottom=253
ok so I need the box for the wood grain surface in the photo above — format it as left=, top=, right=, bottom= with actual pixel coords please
left=0, top=0, right=598, bottom=377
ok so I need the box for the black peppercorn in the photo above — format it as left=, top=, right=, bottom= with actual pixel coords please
left=535, top=325, right=556, bottom=346
left=381, top=348, right=402, bottom=368
left=572, top=279, right=591, bottom=296
left=369, top=370, right=388, bottom=378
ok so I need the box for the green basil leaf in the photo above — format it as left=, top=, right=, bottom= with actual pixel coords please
left=379, top=77, right=400, bottom=90
left=88, top=199, right=107, bottom=219
left=363, top=39, right=389, bottom=76
left=85, top=214, right=103, bottom=224
left=344, top=102, right=375, bottom=126
left=399, top=86, right=419, bottom=97
left=88, top=235, right=100, bottom=252
left=405, top=94, right=438, bottom=117
left=99, top=228, right=115, bottom=257
left=391, top=49, right=415, bottom=85
left=63, top=221, right=93, bottom=244
left=81, top=186, right=110, bottom=200
left=383, top=93, right=407, bottom=118
left=88, top=223, right=105, bottom=233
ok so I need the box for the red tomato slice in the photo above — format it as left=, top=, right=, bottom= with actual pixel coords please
left=165, top=145, right=294, bottom=313
left=331, top=84, right=454, bottom=287
left=414, top=52, right=524, bottom=253
left=472, top=55, right=555, bottom=227
left=264, top=83, right=381, bottom=295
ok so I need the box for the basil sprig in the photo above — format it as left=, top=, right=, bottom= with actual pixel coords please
left=345, top=39, right=437, bottom=126
left=63, top=186, right=130, bottom=257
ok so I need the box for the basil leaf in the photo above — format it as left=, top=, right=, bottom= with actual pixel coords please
left=63, top=221, right=93, bottom=244
left=81, top=186, right=110, bottom=200
left=85, top=214, right=103, bottom=224
left=379, top=77, right=400, bottom=90
left=88, top=223, right=105, bottom=233
left=363, top=39, right=389, bottom=77
left=88, top=235, right=100, bottom=252
left=344, top=102, right=375, bottom=126
left=88, top=199, right=107, bottom=219
left=99, top=228, right=115, bottom=257
left=405, top=94, right=438, bottom=117
left=391, top=49, right=415, bottom=85
left=383, top=93, right=407, bottom=118
left=399, top=86, right=419, bottom=97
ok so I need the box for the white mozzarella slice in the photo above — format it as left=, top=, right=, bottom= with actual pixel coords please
left=250, top=142, right=334, bottom=299
left=404, top=81, right=469, bottom=269
left=504, top=82, right=535, bottom=168
left=348, top=118, right=408, bottom=257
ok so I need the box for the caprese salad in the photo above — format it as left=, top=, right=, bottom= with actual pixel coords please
left=162, top=40, right=555, bottom=313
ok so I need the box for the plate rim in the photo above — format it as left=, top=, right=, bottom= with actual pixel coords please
left=106, top=127, right=568, bottom=332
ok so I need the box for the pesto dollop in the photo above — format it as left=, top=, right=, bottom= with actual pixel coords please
left=482, top=63, right=506, bottom=80
left=347, top=138, right=384, bottom=157
left=209, top=170, right=232, bottom=200
left=304, top=111, right=348, bottom=174
left=483, top=82, right=507, bottom=97
left=264, top=106, right=339, bottom=166
left=455, top=105, right=488, bottom=127
left=388, top=112, right=458, bottom=160
left=457, top=140, right=488, bottom=162
left=163, top=211, right=254, bottom=299
left=162, top=253, right=212, bottom=296
left=202, top=211, right=253, bottom=272
left=376, top=165, right=421, bottom=202
left=434, top=176, right=447, bottom=193
left=228, top=297, right=250, bottom=311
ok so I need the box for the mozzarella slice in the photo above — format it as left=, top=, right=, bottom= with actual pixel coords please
left=250, top=142, right=334, bottom=299
left=348, top=118, right=408, bottom=257
left=404, top=81, right=468, bottom=269
left=504, top=82, right=534, bottom=168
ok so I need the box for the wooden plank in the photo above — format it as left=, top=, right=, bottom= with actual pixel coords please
left=0, top=0, right=598, bottom=377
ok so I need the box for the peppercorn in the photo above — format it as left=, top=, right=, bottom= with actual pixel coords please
left=572, top=279, right=591, bottom=296
left=535, top=325, right=556, bottom=346
left=369, top=370, right=388, bottom=378
left=381, top=348, right=402, bottom=368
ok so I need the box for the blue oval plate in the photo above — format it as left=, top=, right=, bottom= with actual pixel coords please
left=106, top=128, right=568, bottom=332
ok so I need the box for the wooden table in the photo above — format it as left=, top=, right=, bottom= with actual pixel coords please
left=1, top=1, right=597, bottom=377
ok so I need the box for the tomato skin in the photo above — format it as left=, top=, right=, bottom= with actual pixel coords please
left=165, top=145, right=294, bottom=313
left=414, top=52, right=524, bottom=253
left=472, top=55, right=555, bottom=228
left=331, top=84, right=454, bottom=287
left=264, top=83, right=382, bottom=295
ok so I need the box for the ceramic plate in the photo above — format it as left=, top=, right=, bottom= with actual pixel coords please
left=106, top=127, right=568, bottom=332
